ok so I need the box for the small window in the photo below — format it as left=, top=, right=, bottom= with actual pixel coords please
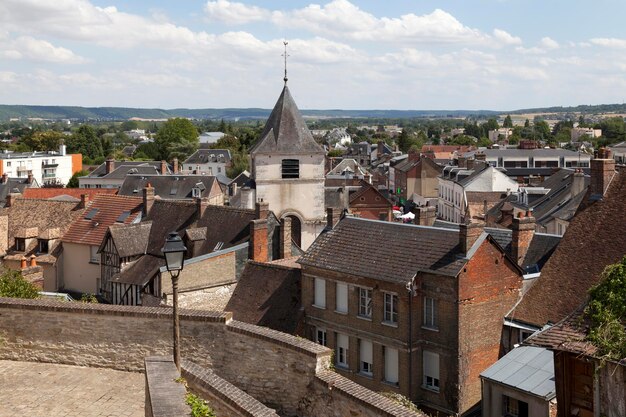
left=359, top=339, right=373, bottom=376
left=314, top=278, right=326, bottom=308
left=38, top=239, right=49, bottom=254
left=423, top=296, right=438, bottom=329
left=316, top=328, right=327, bottom=346
left=15, top=238, right=25, bottom=252
left=384, top=292, right=398, bottom=324
left=336, top=333, right=349, bottom=368
left=359, top=288, right=372, bottom=318
left=503, top=395, right=529, bottom=417
left=384, top=346, right=399, bottom=384
left=192, top=187, right=201, bottom=198
left=6, top=162, right=10, bottom=167
left=281, top=159, right=300, bottom=179
left=336, top=282, right=348, bottom=313
left=90, top=246, right=99, bottom=263
left=423, top=350, right=440, bottom=392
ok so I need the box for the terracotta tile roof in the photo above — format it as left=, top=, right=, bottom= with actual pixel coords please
left=508, top=168, right=626, bottom=327
left=299, top=217, right=469, bottom=282
left=225, top=260, right=302, bottom=334
left=62, top=194, right=143, bottom=246
left=22, top=188, right=117, bottom=200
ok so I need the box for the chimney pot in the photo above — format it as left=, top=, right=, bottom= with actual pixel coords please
left=30, top=255, right=37, bottom=267
left=20, top=256, right=27, bottom=269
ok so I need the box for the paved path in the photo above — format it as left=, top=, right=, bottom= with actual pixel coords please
left=0, top=360, right=144, bottom=417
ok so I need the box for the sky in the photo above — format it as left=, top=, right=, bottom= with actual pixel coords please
left=1, top=0, right=626, bottom=111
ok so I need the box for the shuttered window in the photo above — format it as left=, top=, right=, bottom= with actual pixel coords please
left=360, top=339, right=373, bottom=376
left=281, top=159, right=299, bottom=179
left=336, top=282, right=348, bottom=313
left=336, top=333, right=349, bottom=368
left=384, top=347, right=399, bottom=384
left=423, top=350, right=440, bottom=392
left=314, top=278, right=326, bottom=308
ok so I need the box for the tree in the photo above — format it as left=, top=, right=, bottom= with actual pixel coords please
left=21, top=130, right=64, bottom=151
left=0, top=268, right=39, bottom=299
left=67, top=125, right=104, bottom=160
left=66, top=169, right=89, bottom=188
left=397, top=129, right=415, bottom=153
left=503, top=115, right=513, bottom=128
left=524, top=119, right=530, bottom=128
left=155, top=118, right=199, bottom=161
left=534, top=120, right=552, bottom=141
left=483, top=118, right=499, bottom=132
left=120, top=120, right=139, bottom=131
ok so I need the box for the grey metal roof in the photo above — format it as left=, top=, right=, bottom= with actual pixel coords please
left=467, top=148, right=587, bottom=158
left=480, top=345, right=556, bottom=400
left=183, top=149, right=231, bottom=165
left=250, top=86, right=324, bottom=155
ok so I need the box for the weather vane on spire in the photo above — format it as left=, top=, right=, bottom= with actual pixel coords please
left=282, top=40, right=289, bottom=85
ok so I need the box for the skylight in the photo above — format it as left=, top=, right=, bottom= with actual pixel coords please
left=116, top=211, right=130, bottom=223
left=84, top=208, right=99, bottom=220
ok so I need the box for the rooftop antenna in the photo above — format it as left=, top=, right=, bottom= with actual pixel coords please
left=282, top=40, right=289, bottom=85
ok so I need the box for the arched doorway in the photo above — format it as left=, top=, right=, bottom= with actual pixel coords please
left=287, top=215, right=301, bottom=248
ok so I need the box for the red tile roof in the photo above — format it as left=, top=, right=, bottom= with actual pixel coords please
left=22, top=188, right=118, bottom=199
left=62, top=195, right=143, bottom=246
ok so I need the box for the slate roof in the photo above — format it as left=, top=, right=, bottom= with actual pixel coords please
left=62, top=195, right=143, bottom=246
left=112, top=254, right=164, bottom=286
left=250, top=86, right=325, bottom=155
left=327, top=158, right=368, bottom=177
left=22, top=188, right=117, bottom=200
left=299, top=217, right=471, bottom=282
left=224, top=260, right=302, bottom=334
left=103, top=222, right=152, bottom=258
left=118, top=174, right=221, bottom=200
left=431, top=221, right=560, bottom=273
left=0, top=178, right=33, bottom=207
left=183, top=149, right=231, bottom=165
left=480, top=346, right=556, bottom=400
left=508, top=168, right=626, bottom=327
left=467, top=148, right=588, bottom=158
left=86, top=161, right=168, bottom=179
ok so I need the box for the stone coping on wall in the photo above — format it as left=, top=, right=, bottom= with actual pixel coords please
left=227, top=319, right=331, bottom=359
left=144, top=356, right=190, bottom=417
left=182, top=360, right=279, bottom=417
left=0, top=297, right=231, bottom=322
left=316, top=370, right=427, bottom=417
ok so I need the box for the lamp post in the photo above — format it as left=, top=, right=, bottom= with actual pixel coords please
left=161, top=232, right=187, bottom=371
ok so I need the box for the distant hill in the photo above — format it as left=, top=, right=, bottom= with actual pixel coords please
left=0, top=102, right=624, bottom=121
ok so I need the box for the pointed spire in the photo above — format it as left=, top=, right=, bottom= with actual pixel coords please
left=282, top=40, right=289, bottom=85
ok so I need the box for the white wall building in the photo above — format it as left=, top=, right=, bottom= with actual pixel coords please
left=0, top=144, right=79, bottom=186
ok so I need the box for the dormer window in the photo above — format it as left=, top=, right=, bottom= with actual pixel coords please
left=38, top=239, right=49, bottom=254
left=15, top=238, right=25, bottom=252
left=282, top=159, right=299, bottom=179
left=192, top=187, right=201, bottom=198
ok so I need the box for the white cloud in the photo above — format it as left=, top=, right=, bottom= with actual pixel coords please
left=540, top=37, right=559, bottom=49
left=204, top=0, right=271, bottom=25
left=1, top=36, right=86, bottom=64
left=493, top=29, right=522, bottom=45
left=590, top=37, right=626, bottom=48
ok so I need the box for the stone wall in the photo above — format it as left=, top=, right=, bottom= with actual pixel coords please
left=0, top=297, right=424, bottom=417
left=145, top=356, right=189, bottom=417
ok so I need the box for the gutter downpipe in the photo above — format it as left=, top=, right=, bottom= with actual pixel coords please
left=406, top=272, right=418, bottom=403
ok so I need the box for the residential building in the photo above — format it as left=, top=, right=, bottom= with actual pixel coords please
left=118, top=174, right=223, bottom=204
left=181, top=149, right=231, bottom=175
left=609, top=141, right=626, bottom=164
left=570, top=127, right=602, bottom=141
left=421, top=145, right=474, bottom=164
left=391, top=153, right=443, bottom=205
left=0, top=144, right=81, bottom=186
left=326, top=158, right=370, bottom=180
left=488, top=128, right=513, bottom=143
left=21, top=188, right=117, bottom=201
left=246, top=83, right=326, bottom=250
left=0, top=173, right=39, bottom=207
left=61, top=194, right=143, bottom=294
left=348, top=183, right=393, bottom=221
left=79, top=160, right=171, bottom=189
left=346, top=142, right=373, bottom=167
left=438, top=161, right=519, bottom=223
left=480, top=346, right=556, bottom=417
left=504, top=155, right=623, bottom=347
left=0, top=196, right=85, bottom=291
left=299, top=217, right=524, bottom=415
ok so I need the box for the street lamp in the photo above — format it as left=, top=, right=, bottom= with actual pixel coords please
left=161, top=232, right=187, bottom=370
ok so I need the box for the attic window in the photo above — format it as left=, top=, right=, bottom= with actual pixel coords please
left=116, top=211, right=130, bottom=223
left=282, top=159, right=300, bottom=179
left=15, top=238, right=25, bottom=252
left=38, top=239, right=49, bottom=254
left=213, top=242, right=224, bottom=251
left=170, top=186, right=178, bottom=195
left=192, top=188, right=201, bottom=198
left=84, top=208, right=99, bottom=220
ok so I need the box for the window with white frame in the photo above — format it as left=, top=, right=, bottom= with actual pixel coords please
left=90, top=246, right=99, bottom=263
left=358, top=287, right=372, bottom=318
left=336, top=282, right=348, bottom=313
left=314, top=278, right=326, bottom=308
left=316, top=328, right=327, bottom=346
left=336, top=333, right=349, bottom=368
left=423, top=296, right=438, bottom=329
left=384, top=346, right=399, bottom=384
left=423, top=350, right=440, bottom=392
left=384, top=292, right=398, bottom=324
left=359, top=339, right=373, bottom=376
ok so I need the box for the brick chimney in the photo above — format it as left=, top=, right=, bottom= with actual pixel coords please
left=248, top=219, right=268, bottom=262
left=571, top=169, right=585, bottom=196
left=511, top=210, right=536, bottom=266
left=475, top=152, right=486, bottom=162
left=413, top=206, right=436, bottom=226
left=280, top=217, right=292, bottom=259
left=172, top=158, right=179, bottom=174
left=5, top=192, right=19, bottom=208
left=408, top=149, right=420, bottom=162
left=142, top=183, right=155, bottom=217
left=160, top=160, right=168, bottom=175
left=0, top=215, right=8, bottom=256
left=590, top=151, right=616, bottom=197
left=105, top=159, right=115, bottom=175
left=457, top=156, right=467, bottom=169
left=459, top=222, right=483, bottom=255
left=30, top=255, right=37, bottom=267
left=1, top=173, right=7, bottom=184
left=79, top=194, right=89, bottom=209
left=27, top=173, right=33, bottom=185
left=466, top=158, right=475, bottom=170
left=377, top=141, right=385, bottom=157
left=326, top=207, right=335, bottom=229
left=255, top=200, right=269, bottom=220
left=196, top=197, right=208, bottom=219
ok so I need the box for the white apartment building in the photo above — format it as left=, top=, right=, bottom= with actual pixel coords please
left=472, top=149, right=591, bottom=170
left=571, top=127, right=601, bottom=142
left=0, top=144, right=79, bottom=186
